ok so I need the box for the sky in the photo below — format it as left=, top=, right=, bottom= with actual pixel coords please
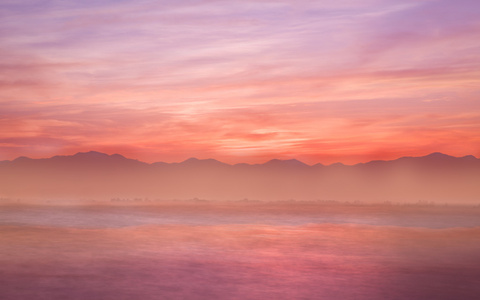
left=1, top=0, right=480, bottom=165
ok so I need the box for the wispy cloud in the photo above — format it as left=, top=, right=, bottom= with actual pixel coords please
left=1, top=0, right=479, bottom=163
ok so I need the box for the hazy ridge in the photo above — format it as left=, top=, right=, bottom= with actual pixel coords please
left=1, top=151, right=479, bottom=203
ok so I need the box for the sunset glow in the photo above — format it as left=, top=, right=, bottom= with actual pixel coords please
left=1, top=0, right=480, bottom=164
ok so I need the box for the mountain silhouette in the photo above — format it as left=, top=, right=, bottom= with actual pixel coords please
left=262, top=159, right=310, bottom=169
left=0, top=152, right=479, bottom=203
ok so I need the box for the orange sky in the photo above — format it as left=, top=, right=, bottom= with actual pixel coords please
left=1, top=0, right=480, bottom=164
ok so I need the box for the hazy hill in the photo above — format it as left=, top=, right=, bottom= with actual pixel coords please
left=0, top=151, right=479, bottom=203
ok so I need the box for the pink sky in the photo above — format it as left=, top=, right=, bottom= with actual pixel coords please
left=1, top=0, right=480, bottom=164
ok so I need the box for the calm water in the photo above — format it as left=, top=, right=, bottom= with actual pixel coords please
left=1, top=202, right=480, bottom=228
left=1, top=203, right=480, bottom=299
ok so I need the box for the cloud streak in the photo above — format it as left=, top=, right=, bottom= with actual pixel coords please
left=1, top=0, right=480, bottom=163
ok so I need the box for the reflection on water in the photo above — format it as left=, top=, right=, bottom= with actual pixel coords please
left=1, top=202, right=480, bottom=228
left=1, top=203, right=479, bottom=299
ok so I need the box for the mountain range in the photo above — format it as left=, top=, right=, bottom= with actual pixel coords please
left=1, top=151, right=479, bottom=203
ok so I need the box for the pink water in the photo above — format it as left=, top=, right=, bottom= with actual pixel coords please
left=1, top=203, right=479, bottom=299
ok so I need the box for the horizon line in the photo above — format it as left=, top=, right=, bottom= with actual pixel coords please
left=5, top=150, right=478, bottom=167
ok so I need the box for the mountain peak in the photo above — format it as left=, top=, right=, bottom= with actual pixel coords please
left=424, top=152, right=452, bottom=159
left=264, top=158, right=308, bottom=167
left=68, top=151, right=129, bottom=160
left=13, top=156, right=32, bottom=162
left=182, top=157, right=200, bottom=163
left=179, top=157, right=227, bottom=166
left=73, top=151, right=109, bottom=158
